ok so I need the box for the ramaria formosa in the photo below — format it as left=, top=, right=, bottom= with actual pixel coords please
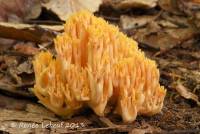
left=33, top=11, right=166, bottom=122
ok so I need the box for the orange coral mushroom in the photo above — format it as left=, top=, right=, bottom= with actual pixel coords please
left=33, top=10, right=166, bottom=122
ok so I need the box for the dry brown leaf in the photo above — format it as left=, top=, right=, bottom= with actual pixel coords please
left=158, top=0, right=182, bottom=15
left=120, top=15, right=157, bottom=30
left=175, top=83, right=200, bottom=106
left=14, top=43, right=39, bottom=56
left=0, top=108, right=58, bottom=123
left=0, top=94, right=30, bottom=111
left=132, top=22, right=178, bottom=50
left=177, top=0, right=200, bottom=29
left=0, top=0, right=42, bottom=54
left=25, top=104, right=56, bottom=117
left=110, top=0, right=158, bottom=9
left=165, top=28, right=196, bottom=41
left=17, top=60, right=33, bottom=75
left=0, top=22, right=63, bottom=43
left=0, top=0, right=41, bottom=22
left=129, top=122, right=162, bottom=134
left=133, top=22, right=198, bottom=50
left=157, top=20, right=178, bottom=28
left=0, top=54, right=35, bottom=97
left=161, top=12, right=190, bottom=27
left=0, top=38, right=15, bottom=53
left=43, top=0, right=102, bottom=21
left=0, top=94, right=91, bottom=133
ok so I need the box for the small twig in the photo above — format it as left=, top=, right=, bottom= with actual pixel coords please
left=99, top=117, right=117, bottom=127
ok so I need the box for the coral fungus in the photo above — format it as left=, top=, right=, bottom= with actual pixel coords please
left=33, top=10, right=166, bottom=122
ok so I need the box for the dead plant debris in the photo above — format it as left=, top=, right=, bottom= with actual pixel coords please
left=0, top=0, right=200, bottom=133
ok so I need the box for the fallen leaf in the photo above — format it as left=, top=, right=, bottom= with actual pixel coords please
left=0, top=22, right=63, bottom=43
left=132, top=22, right=178, bottom=50
left=0, top=75, right=34, bottom=97
left=0, top=55, right=34, bottom=96
left=177, top=0, right=200, bottom=29
left=130, top=122, right=162, bottom=134
left=175, top=83, right=200, bottom=106
left=0, top=108, right=58, bottom=123
left=0, top=0, right=41, bottom=22
left=14, top=42, right=39, bottom=56
left=0, top=38, right=15, bottom=53
left=8, top=67, right=22, bottom=85
left=161, top=12, right=190, bottom=28
left=165, top=28, right=197, bottom=41
left=0, top=93, right=91, bottom=133
left=177, top=0, right=200, bottom=15
left=0, top=94, right=28, bottom=111
left=132, top=22, right=198, bottom=50
left=110, top=0, right=158, bottom=9
left=17, top=60, right=33, bottom=74
left=158, top=0, right=182, bottom=15
left=43, top=0, right=102, bottom=21
left=120, top=15, right=157, bottom=30
left=26, top=104, right=56, bottom=117
left=157, top=20, right=178, bottom=28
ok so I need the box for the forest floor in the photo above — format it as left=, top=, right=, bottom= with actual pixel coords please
left=0, top=0, right=200, bottom=133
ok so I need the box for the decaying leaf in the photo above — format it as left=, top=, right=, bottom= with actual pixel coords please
left=160, top=12, right=190, bottom=28
left=0, top=94, right=92, bottom=133
left=0, top=54, right=35, bottom=97
left=132, top=22, right=198, bottom=50
left=0, top=0, right=42, bottom=64
left=177, top=0, right=200, bottom=15
left=110, top=0, right=158, bottom=9
left=0, top=22, right=63, bottom=43
left=177, top=0, right=200, bottom=29
left=0, top=109, right=57, bottom=123
left=0, top=38, right=15, bottom=53
left=175, top=83, right=200, bottom=106
left=158, top=0, right=182, bottom=15
left=42, top=0, right=102, bottom=21
left=14, top=42, right=39, bottom=56
left=25, top=104, right=57, bottom=117
left=157, top=20, right=178, bottom=28
left=158, top=0, right=200, bottom=30
left=130, top=122, right=162, bottom=134
left=120, top=15, right=157, bottom=30
left=0, top=0, right=41, bottom=22
left=16, top=60, right=33, bottom=75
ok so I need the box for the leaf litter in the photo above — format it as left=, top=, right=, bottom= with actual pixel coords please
left=0, top=0, right=200, bottom=133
